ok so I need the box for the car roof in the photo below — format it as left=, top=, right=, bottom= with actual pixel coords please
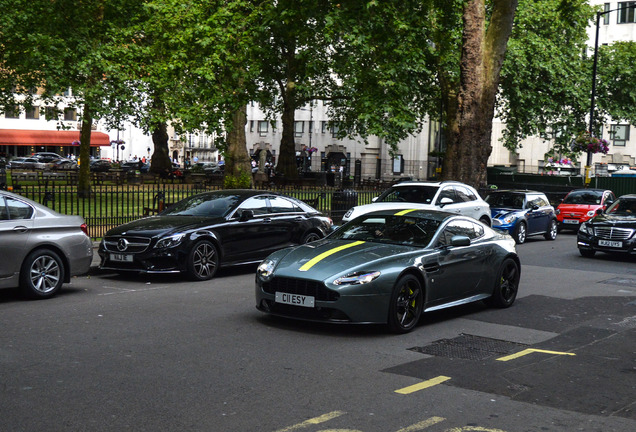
left=390, top=180, right=470, bottom=188
left=489, top=189, right=543, bottom=195
left=618, top=194, right=636, bottom=200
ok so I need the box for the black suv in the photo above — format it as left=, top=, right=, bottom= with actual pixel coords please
left=577, top=194, right=636, bottom=258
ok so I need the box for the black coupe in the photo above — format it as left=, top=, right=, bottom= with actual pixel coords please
left=98, top=190, right=333, bottom=280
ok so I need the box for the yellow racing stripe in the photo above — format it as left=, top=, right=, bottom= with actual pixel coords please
left=299, top=241, right=365, bottom=271
left=394, top=209, right=418, bottom=216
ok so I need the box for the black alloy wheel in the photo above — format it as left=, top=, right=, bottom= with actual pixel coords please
left=486, top=258, right=519, bottom=308
left=387, top=275, right=423, bottom=334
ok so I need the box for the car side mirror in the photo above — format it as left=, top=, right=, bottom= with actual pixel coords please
left=450, top=235, right=471, bottom=247
left=595, top=208, right=603, bottom=215
left=439, top=197, right=453, bottom=207
left=239, top=209, right=254, bottom=221
left=529, top=204, right=539, bottom=211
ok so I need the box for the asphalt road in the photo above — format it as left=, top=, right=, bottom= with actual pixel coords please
left=0, top=232, right=634, bottom=432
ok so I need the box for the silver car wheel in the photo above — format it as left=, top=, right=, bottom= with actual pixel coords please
left=544, top=219, right=557, bottom=240
left=20, top=249, right=65, bottom=299
left=188, top=240, right=218, bottom=281
left=514, top=222, right=526, bottom=244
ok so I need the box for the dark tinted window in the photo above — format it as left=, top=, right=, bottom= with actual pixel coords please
left=332, top=214, right=440, bottom=247
left=268, top=196, right=299, bottom=214
left=163, top=193, right=242, bottom=217
left=376, top=185, right=439, bottom=204
left=563, top=190, right=603, bottom=205
left=485, top=192, right=524, bottom=209
left=437, top=187, right=458, bottom=203
left=527, top=194, right=549, bottom=208
left=437, top=220, right=483, bottom=245
left=455, top=186, right=477, bottom=202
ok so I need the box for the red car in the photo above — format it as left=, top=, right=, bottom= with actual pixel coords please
left=556, top=189, right=616, bottom=231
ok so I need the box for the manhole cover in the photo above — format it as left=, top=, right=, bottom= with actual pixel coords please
left=409, top=334, right=529, bottom=360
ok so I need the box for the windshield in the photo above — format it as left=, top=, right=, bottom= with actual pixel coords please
left=331, top=214, right=440, bottom=247
left=376, top=185, right=439, bottom=204
left=162, top=193, right=241, bottom=217
left=563, top=190, right=603, bottom=205
left=485, top=193, right=524, bottom=209
left=605, top=199, right=636, bottom=217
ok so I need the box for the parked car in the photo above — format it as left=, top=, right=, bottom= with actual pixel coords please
left=255, top=209, right=520, bottom=333
left=46, top=158, right=78, bottom=171
left=7, top=157, right=42, bottom=170
left=33, top=152, right=63, bottom=163
left=120, top=160, right=150, bottom=173
left=556, top=189, right=616, bottom=231
left=0, top=190, right=93, bottom=299
left=98, top=190, right=333, bottom=280
left=577, top=194, right=636, bottom=258
left=485, top=190, right=557, bottom=244
left=342, top=181, right=492, bottom=226
left=89, top=159, right=112, bottom=172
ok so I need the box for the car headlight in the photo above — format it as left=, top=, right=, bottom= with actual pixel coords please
left=502, top=215, right=517, bottom=224
left=257, top=259, right=278, bottom=281
left=155, top=234, right=185, bottom=249
left=333, top=271, right=381, bottom=286
left=579, top=223, right=593, bottom=235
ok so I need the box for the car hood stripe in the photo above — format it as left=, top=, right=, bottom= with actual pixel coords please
left=298, top=240, right=365, bottom=271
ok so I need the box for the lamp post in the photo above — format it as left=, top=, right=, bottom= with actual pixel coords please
left=587, top=4, right=636, bottom=173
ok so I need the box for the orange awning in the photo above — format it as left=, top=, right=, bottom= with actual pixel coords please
left=0, top=129, right=111, bottom=146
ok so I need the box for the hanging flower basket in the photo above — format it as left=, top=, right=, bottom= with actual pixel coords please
left=571, top=132, right=609, bottom=154
left=71, top=140, right=80, bottom=146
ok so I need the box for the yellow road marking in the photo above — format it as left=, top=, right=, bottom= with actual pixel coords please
left=395, top=376, right=451, bottom=394
left=496, top=348, right=576, bottom=362
left=395, top=209, right=418, bottom=215
left=299, top=241, right=365, bottom=271
left=396, top=416, right=446, bottom=431
left=274, top=410, right=346, bottom=432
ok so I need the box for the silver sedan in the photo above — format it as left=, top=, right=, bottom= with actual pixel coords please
left=0, top=191, right=93, bottom=299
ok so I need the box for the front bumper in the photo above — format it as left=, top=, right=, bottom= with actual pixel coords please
left=577, top=232, right=636, bottom=255
left=98, top=247, right=186, bottom=273
left=255, top=279, right=390, bottom=324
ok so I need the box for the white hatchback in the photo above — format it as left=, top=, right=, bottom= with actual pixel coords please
left=342, top=181, right=492, bottom=226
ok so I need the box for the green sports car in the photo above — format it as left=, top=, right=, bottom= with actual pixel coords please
left=255, top=209, right=521, bottom=333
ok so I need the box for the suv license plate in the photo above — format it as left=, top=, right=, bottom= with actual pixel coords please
left=275, top=292, right=315, bottom=308
left=599, top=240, right=622, bottom=248
left=111, top=253, right=134, bottom=262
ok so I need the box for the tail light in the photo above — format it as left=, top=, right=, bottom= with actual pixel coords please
left=80, top=223, right=89, bottom=236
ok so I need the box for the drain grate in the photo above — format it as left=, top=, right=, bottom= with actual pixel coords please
left=409, top=334, right=529, bottom=360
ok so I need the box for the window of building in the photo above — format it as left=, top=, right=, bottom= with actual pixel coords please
left=64, top=107, right=77, bottom=121
left=249, top=121, right=254, bottom=133
left=618, top=2, right=636, bottom=23
left=45, top=107, right=58, bottom=120
left=294, top=121, right=304, bottom=137
left=4, top=105, right=19, bottom=118
left=257, top=120, right=268, bottom=136
left=331, top=123, right=339, bottom=138
left=25, top=106, right=39, bottom=120
left=604, top=3, right=611, bottom=24
left=321, top=121, right=328, bottom=133
left=392, top=155, right=404, bottom=175
left=610, top=124, right=630, bottom=146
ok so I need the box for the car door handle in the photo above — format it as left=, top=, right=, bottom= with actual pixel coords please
left=13, top=226, right=29, bottom=233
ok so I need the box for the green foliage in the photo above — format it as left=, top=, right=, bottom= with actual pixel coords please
left=596, top=41, right=636, bottom=125
left=223, top=169, right=251, bottom=189
left=498, top=0, right=594, bottom=153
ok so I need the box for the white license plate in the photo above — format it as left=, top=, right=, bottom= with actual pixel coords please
left=110, top=253, right=134, bottom=262
left=564, top=219, right=579, bottom=224
left=599, top=240, right=622, bottom=248
left=275, top=292, right=315, bottom=308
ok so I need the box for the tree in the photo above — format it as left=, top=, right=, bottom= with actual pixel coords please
left=0, top=0, right=142, bottom=196
left=595, top=41, right=636, bottom=126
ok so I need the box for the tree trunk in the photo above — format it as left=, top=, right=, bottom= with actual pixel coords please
left=77, top=102, right=93, bottom=198
left=149, top=121, right=171, bottom=173
left=225, top=105, right=253, bottom=187
left=148, top=95, right=172, bottom=174
left=442, top=0, right=517, bottom=189
left=276, top=97, right=299, bottom=180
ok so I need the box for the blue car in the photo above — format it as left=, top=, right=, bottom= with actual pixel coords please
left=485, top=190, right=558, bottom=244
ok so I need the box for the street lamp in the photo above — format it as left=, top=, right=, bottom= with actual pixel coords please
left=587, top=3, right=636, bottom=173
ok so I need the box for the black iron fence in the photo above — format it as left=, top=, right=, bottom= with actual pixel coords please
left=14, top=183, right=380, bottom=239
